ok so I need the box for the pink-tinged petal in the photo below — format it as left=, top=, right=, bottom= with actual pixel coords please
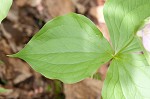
left=143, top=33, right=150, bottom=52
left=144, top=23, right=150, bottom=30
left=137, top=19, right=150, bottom=52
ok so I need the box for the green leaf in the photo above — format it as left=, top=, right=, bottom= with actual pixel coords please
left=119, top=37, right=141, bottom=53
left=102, top=53, right=150, bottom=99
left=102, top=0, right=150, bottom=99
left=104, top=0, right=150, bottom=53
left=0, top=0, right=12, bottom=23
left=10, top=13, right=113, bottom=83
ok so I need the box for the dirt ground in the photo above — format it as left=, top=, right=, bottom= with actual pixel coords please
left=0, top=0, right=109, bottom=99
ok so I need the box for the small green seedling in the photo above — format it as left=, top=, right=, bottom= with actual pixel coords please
left=0, top=87, right=10, bottom=93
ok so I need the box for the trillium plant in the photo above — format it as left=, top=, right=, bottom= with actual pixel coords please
left=1, top=0, right=150, bottom=98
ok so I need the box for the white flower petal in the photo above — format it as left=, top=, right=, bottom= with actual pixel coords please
left=143, top=33, right=150, bottom=52
left=137, top=18, right=150, bottom=52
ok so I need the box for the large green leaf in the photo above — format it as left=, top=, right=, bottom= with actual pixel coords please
left=0, top=0, right=12, bottom=23
left=102, top=53, right=150, bottom=99
left=11, top=13, right=113, bottom=83
left=104, top=0, right=150, bottom=53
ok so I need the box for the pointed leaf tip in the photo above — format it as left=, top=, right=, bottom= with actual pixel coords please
left=12, top=13, right=113, bottom=83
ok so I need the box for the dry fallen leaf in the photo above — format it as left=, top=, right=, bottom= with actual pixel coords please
left=90, top=6, right=105, bottom=23
left=43, top=0, right=75, bottom=19
left=64, top=78, right=102, bottom=99
left=27, top=0, right=42, bottom=7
